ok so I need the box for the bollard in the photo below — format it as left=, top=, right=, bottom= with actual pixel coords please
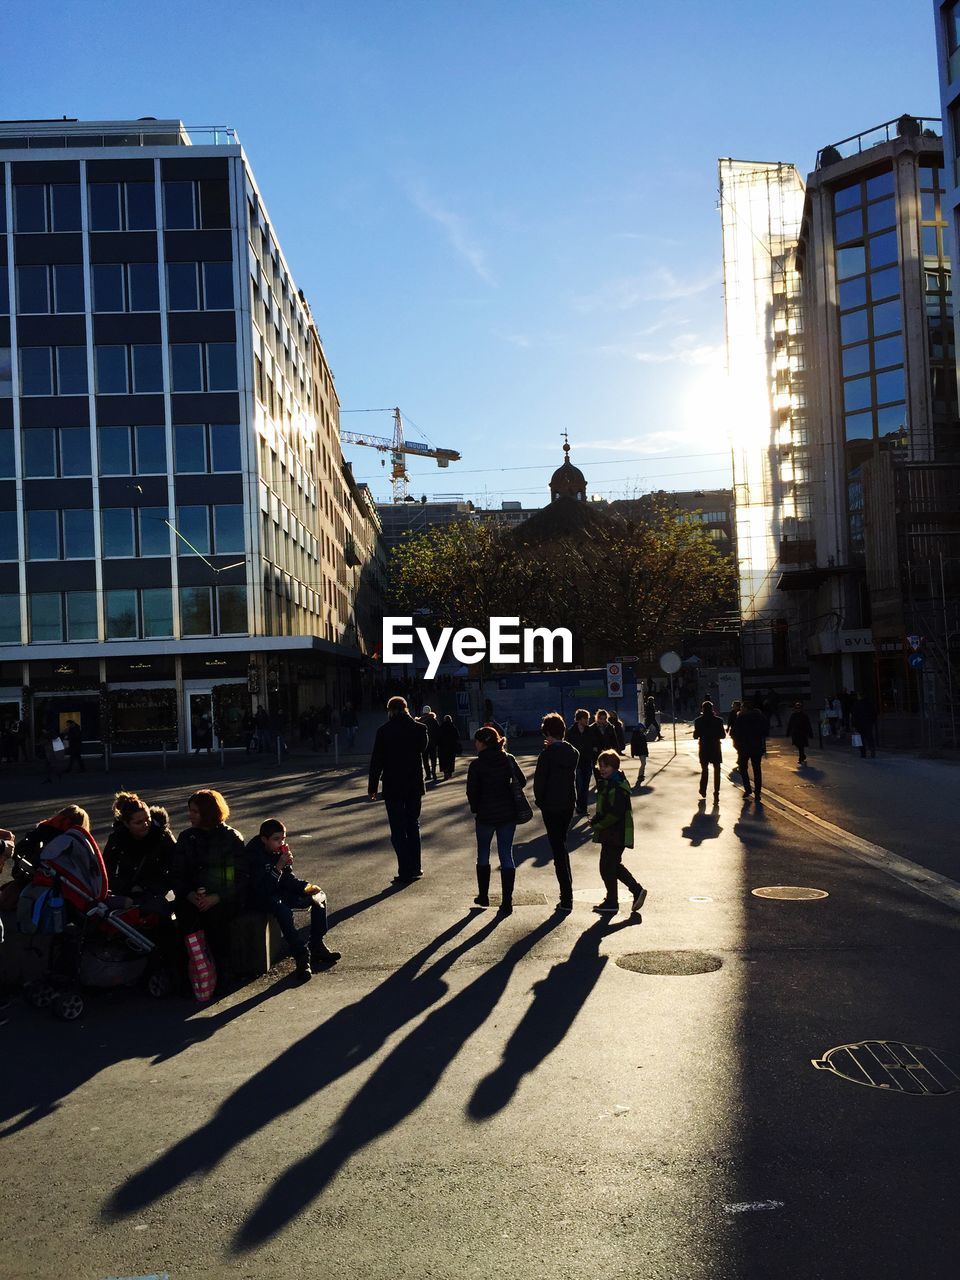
left=334, top=733, right=339, bottom=767
left=163, top=741, right=168, bottom=771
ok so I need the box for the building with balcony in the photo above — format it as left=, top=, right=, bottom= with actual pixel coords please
left=0, top=118, right=385, bottom=754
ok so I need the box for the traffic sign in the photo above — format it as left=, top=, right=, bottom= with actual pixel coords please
left=659, top=651, right=682, bottom=675
left=605, top=662, right=623, bottom=698
left=907, top=635, right=922, bottom=652
left=908, top=653, right=925, bottom=669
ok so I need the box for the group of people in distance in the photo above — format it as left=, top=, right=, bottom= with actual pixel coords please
left=368, top=697, right=646, bottom=920
left=5, top=790, right=341, bottom=998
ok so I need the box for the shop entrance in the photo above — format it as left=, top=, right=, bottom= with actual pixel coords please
left=186, top=691, right=216, bottom=754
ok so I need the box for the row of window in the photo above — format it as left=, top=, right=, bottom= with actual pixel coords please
left=0, top=423, right=242, bottom=478
left=2, top=179, right=230, bottom=235
left=0, top=261, right=233, bottom=316
left=0, top=584, right=248, bottom=644
left=0, top=341, right=237, bottom=396
left=6, top=504, right=244, bottom=561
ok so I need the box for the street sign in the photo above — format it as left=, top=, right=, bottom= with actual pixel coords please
left=659, top=651, right=682, bottom=675
left=605, top=662, right=622, bottom=698
left=908, top=653, right=925, bottom=669
left=907, top=635, right=922, bottom=652
left=618, top=655, right=639, bottom=664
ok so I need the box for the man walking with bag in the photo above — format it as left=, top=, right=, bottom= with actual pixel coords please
left=368, top=697, right=430, bottom=884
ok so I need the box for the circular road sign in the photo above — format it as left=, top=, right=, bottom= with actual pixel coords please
left=659, top=651, right=682, bottom=675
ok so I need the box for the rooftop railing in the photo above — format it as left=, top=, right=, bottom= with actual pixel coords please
left=816, top=115, right=942, bottom=170
left=0, top=123, right=238, bottom=150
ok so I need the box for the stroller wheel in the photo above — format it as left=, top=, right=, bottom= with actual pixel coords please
left=54, top=991, right=84, bottom=1021
left=26, top=981, right=56, bottom=1009
left=147, top=969, right=173, bottom=999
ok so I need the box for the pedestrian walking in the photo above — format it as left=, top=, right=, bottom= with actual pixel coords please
left=608, top=710, right=626, bottom=753
left=533, top=712, right=578, bottom=912
left=643, top=695, right=662, bottom=741
left=64, top=719, right=85, bottom=773
left=418, top=705, right=440, bottom=781
left=590, top=749, right=645, bottom=916
left=590, top=709, right=618, bottom=782
left=785, top=701, right=814, bottom=765
left=368, top=696, right=430, bottom=884
left=825, top=695, right=842, bottom=739
left=246, top=818, right=340, bottom=981
left=692, top=699, right=726, bottom=800
left=437, top=714, right=461, bottom=780
left=565, top=709, right=596, bottom=816
left=851, top=692, right=878, bottom=758
left=733, top=699, right=767, bottom=801
left=629, top=723, right=649, bottom=785
left=466, top=725, right=525, bottom=916
left=340, top=702, right=359, bottom=750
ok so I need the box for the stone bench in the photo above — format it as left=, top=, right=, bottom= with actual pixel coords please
left=228, top=908, right=290, bottom=977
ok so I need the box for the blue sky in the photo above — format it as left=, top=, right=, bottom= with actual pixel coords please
left=2, top=0, right=941, bottom=505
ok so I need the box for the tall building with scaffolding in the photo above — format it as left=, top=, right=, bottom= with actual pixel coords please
left=719, top=159, right=811, bottom=700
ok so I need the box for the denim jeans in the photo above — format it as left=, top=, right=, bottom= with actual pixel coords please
left=384, top=792, right=423, bottom=878
left=475, top=821, right=516, bottom=869
left=261, top=895, right=327, bottom=955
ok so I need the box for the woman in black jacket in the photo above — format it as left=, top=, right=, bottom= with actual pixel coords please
left=103, top=790, right=176, bottom=917
left=173, top=788, right=247, bottom=980
left=466, top=725, right=526, bottom=915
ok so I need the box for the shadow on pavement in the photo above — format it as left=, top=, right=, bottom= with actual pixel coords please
left=326, top=883, right=404, bottom=930
left=104, top=911, right=487, bottom=1220
left=468, top=916, right=631, bottom=1120
left=232, top=913, right=564, bottom=1251
left=681, top=800, right=723, bottom=846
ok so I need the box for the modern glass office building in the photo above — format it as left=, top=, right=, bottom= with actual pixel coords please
left=0, top=119, right=384, bottom=754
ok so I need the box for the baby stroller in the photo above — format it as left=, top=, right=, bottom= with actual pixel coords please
left=12, top=817, right=168, bottom=1020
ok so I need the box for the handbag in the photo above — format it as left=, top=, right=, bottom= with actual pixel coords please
left=509, top=758, right=534, bottom=825
left=184, top=929, right=217, bottom=1002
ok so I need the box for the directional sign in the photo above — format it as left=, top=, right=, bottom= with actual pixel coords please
left=908, top=653, right=925, bottom=670
left=907, top=634, right=922, bottom=652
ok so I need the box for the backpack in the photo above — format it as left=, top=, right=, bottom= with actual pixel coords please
left=16, top=883, right=65, bottom=935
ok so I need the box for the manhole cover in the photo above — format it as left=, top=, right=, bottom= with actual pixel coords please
left=616, top=951, right=723, bottom=976
left=752, top=886, right=829, bottom=900
left=812, top=1041, right=960, bottom=1095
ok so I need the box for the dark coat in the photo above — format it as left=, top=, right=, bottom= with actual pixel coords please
left=245, top=835, right=311, bottom=905
left=103, top=813, right=176, bottom=898
left=732, top=707, right=767, bottom=755
left=467, top=744, right=526, bottom=826
left=609, top=718, right=626, bottom=752
left=590, top=721, right=618, bottom=755
left=629, top=727, right=649, bottom=758
left=786, top=710, right=813, bottom=747
left=368, top=712, right=430, bottom=797
left=533, top=739, right=579, bottom=813
left=565, top=721, right=595, bottom=768
left=693, top=711, right=726, bottom=763
left=437, top=719, right=460, bottom=772
left=419, top=714, right=440, bottom=748
left=851, top=698, right=877, bottom=731
left=173, top=823, right=248, bottom=908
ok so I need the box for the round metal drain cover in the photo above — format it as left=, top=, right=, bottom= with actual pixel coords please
left=752, top=886, right=829, bottom=900
left=616, top=950, right=723, bottom=976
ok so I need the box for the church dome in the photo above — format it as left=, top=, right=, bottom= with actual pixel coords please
left=549, top=441, right=586, bottom=502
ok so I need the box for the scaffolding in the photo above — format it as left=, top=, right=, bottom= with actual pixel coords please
left=719, top=159, right=812, bottom=672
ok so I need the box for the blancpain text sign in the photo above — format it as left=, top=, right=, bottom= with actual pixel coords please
left=383, top=616, right=573, bottom=679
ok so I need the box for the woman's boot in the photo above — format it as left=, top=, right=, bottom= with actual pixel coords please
left=474, top=864, right=491, bottom=907
left=498, top=868, right=515, bottom=916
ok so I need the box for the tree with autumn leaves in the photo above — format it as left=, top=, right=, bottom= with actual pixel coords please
left=387, top=498, right=736, bottom=666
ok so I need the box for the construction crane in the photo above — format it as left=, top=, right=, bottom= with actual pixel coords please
left=340, top=407, right=460, bottom=502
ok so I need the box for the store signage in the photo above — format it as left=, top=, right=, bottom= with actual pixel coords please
left=205, top=659, right=228, bottom=668
left=838, top=629, right=875, bottom=652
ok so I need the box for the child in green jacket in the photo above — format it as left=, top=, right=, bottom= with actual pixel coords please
left=590, top=750, right=646, bottom=915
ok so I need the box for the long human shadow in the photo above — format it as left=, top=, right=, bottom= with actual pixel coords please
left=326, top=883, right=403, bottom=930
left=104, top=911, right=486, bottom=1219
left=681, top=801, right=723, bottom=846
left=233, top=913, right=564, bottom=1251
left=468, top=915, right=630, bottom=1120
left=0, top=980, right=284, bottom=1139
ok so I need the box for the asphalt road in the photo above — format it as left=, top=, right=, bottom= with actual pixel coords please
left=1, top=734, right=959, bottom=1280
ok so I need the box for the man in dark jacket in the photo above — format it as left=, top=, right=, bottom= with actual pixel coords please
left=566, top=709, right=596, bottom=816
left=418, top=706, right=440, bottom=781
left=65, top=719, right=85, bottom=773
left=369, top=696, right=430, bottom=882
left=534, top=712, right=579, bottom=911
left=692, top=700, right=726, bottom=800
left=733, top=699, right=768, bottom=800
left=851, top=693, right=878, bottom=758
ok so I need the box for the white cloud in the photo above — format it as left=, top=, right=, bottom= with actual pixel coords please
left=575, top=266, right=722, bottom=312
left=407, top=187, right=495, bottom=286
left=600, top=332, right=725, bottom=368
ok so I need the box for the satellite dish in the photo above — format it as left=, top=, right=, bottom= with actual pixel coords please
left=659, top=651, right=682, bottom=675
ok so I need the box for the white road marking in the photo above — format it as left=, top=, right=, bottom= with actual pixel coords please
left=758, top=788, right=960, bottom=912
left=723, top=1200, right=785, bottom=1214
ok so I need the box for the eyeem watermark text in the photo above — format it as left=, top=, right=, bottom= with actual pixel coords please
left=383, top=616, right=573, bottom=679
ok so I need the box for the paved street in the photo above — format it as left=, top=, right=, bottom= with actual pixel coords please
left=2, top=732, right=960, bottom=1280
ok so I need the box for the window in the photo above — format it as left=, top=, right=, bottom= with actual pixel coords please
left=217, top=585, right=247, bottom=634
left=834, top=208, right=862, bottom=244
left=206, top=343, right=237, bottom=390
left=29, top=593, right=63, bottom=642
left=18, top=264, right=85, bottom=314
left=106, top=589, right=138, bottom=638
left=99, top=425, right=132, bottom=474
left=95, top=345, right=163, bottom=393
left=834, top=183, right=861, bottom=214
left=167, top=261, right=233, bottom=310
left=164, top=182, right=197, bottom=229
left=139, top=507, right=170, bottom=556
left=870, top=266, right=899, bottom=301
left=141, top=588, right=173, bottom=637
left=180, top=585, right=212, bottom=635
left=843, top=377, right=872, bottom=413
left=174, top=422, right=241, bottom=472
left=0, top=348, right=11, bottom=397
left=872, top=299, right=902, bottom=336
left=0, top=510, right=18, bottom=558
left=170, top=344, right=203, bottom=391
left=867, top=198, right=896, bottom=233
left=176, top=505, right=211, bottom=555
left=134, top=424, right=167, bottom=473
left=840, top=310, right=869, bottom=345
left=0, top=595, right=21, bottom=643
left=876, top=367, right=905, bottom=404
left=22, top=427, right=92, bottom=479
left=26, top=510, right=60, bottom=560
left=836, top=246, right=866, bottom=279
left=54, top=264, right=85, bottom=313
left=66, top=591, right=97, bottom=640
left=865, top=171, right=894, bottom=200
left=873, top=335, right=904, bottom=369
left=869, top=230, right=898, bottom=270
left=20, top=347, right=88, bottom=396
left=93, top=262, right=159, bottom=312
left=213, top=504, right=244, bottom=553
left=63, top=509, right=95, bottom=558
left=0, top=431, right=14, bottom=477
left=842, top=344, right=870, bottom=377
left=166, top=262, right=199, bottom=311
left=14, top=184, right=80, bottom=232
left=89, top=181, right=156, bottom=232
left=16, top=265, right=49, bottom=314
left=0, top=265, right=7, bottom=317
left=102, top=508, right=135, bottom=557
left=203, top=262, right=233, bottom=309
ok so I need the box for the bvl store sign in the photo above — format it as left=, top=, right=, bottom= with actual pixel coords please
left=839, top=629, right=875, bottom=652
